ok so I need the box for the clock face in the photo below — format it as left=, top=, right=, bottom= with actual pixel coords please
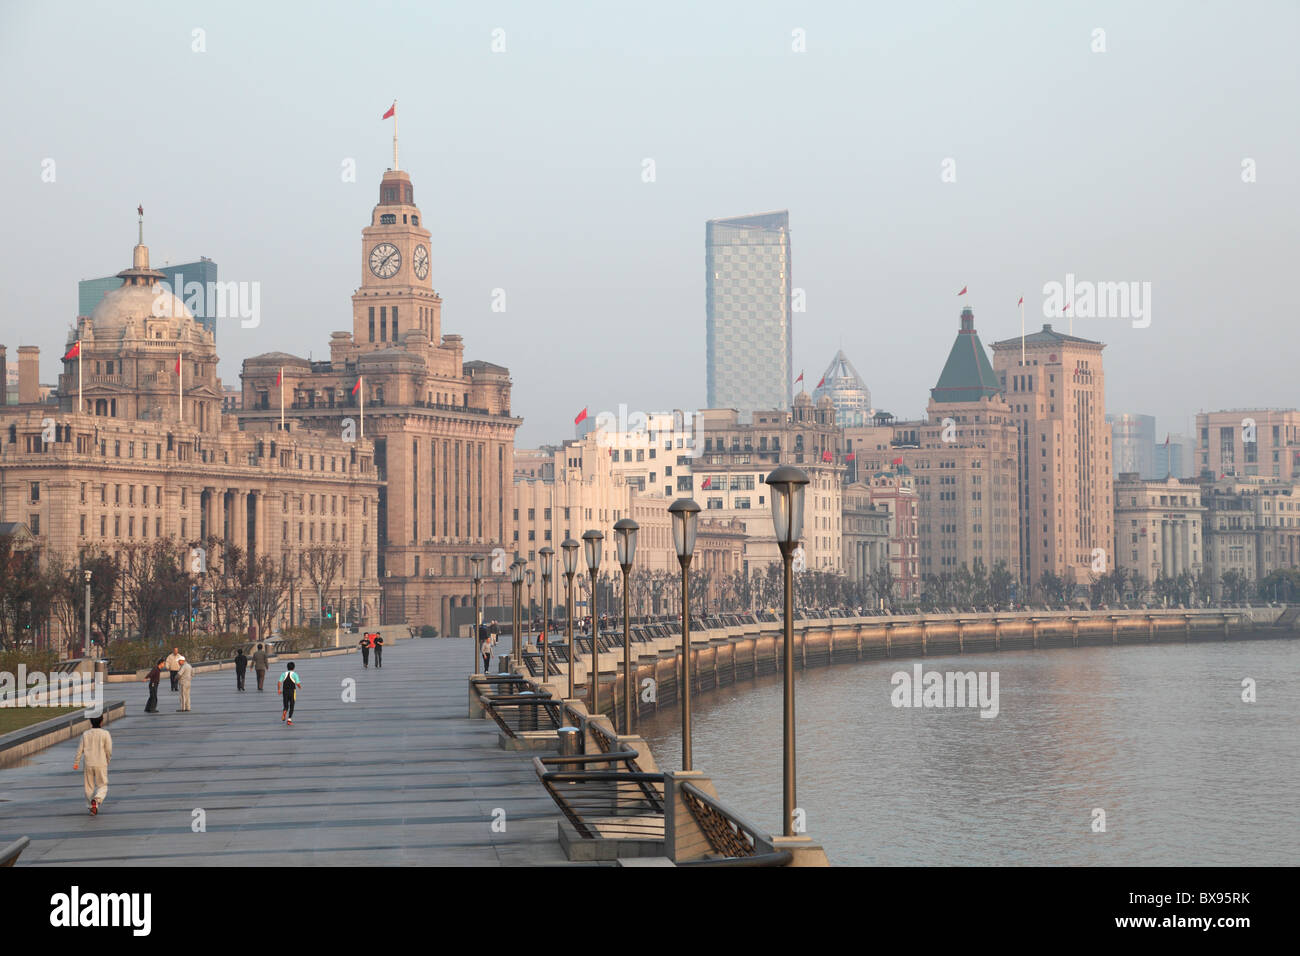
left=369, top=242, right=401, bottom=279
left=413, top=244, right=429, bottom=280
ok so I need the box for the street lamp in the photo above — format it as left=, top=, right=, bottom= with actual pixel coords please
left=538, top=547, right=554, bottom=679
left=510, top=558, right=526, bottom=670
left=526, top=568, right=536, bottom=646
left=561, top=538, right=580, bottom=699
left=83, top=570, right=92, bottom=659
left=766, top=464, right=809, bottom=838
left=582, top=530, right=604, bottom=716
left=470, top=554, right=485, bottom=673
left=668, top=497, right=700, bottom=770
left=614, top=518, right=639, bottom=735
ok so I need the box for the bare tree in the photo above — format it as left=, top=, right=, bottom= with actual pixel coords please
left=302, top=544, right=346, bottom=626
left=247, top=555, right=291, bottom=641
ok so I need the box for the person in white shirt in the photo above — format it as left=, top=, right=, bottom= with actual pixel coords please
left=73, top=715, right=113, bottom=815
left=177, top=659, right=195, bottom=711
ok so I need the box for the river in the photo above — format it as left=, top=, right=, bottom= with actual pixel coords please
left=635, top=637, right=1300, bottom=865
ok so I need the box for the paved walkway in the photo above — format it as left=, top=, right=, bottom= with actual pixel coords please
left=0, top=639, right=572, bottom=866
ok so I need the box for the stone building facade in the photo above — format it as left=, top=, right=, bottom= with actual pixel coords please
left=1112, top=474, right=1204, bottom=586
left=238, top=167, right=520, bottom=634
left=0, top=230, right=382, bottom=637
left=991, top=323, right=1113, bottom=592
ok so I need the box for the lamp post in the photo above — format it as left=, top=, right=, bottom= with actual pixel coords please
left=526, top=568, right=535, bottom=646
left=614, top=518, right=639, bottom=734
left=765, top=465, right=809, bottom=838
left=470, top=554, right=484, bottom=673
left=83, top=570, right=92, bottom=659
left=561, top=538, right=579, bottom=699
left=668, top=498, right=700, bottom=770
left=510, top=559, right=525, bottom=670
left=582, top=530, right=604, bottom=715
left=538, top=547, right=554, bottom=679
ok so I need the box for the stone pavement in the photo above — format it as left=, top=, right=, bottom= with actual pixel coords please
left=0, top=638, right=573, bottom=866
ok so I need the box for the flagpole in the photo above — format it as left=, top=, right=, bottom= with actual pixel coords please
left=360, top=376, right=364, bottom=442
left=393, top=100, right=398, bottom=170
left=279, top=366, right=284, bottom=432
left=77, top=343, right=82, bottom=414
left=178, top=351, right=183, bottom=423
left=1020, top=300, right=1025, bottom=367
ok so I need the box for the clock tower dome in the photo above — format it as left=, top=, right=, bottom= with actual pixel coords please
left=352, top=168, right=441, bottom=352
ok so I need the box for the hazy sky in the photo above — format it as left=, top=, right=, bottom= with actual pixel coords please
left=2, top=0, right=1296, bottom=447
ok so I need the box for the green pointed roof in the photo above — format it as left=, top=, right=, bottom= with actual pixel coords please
left=931, top=307, right=1001, bottom=403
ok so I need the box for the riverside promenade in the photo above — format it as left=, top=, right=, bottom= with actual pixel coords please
left=0, top=638, right=572, bottom=866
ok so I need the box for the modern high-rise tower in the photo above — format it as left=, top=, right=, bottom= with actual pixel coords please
left=706, top=211, right=791, bottom=419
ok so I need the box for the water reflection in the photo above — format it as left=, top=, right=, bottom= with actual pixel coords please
left=636, top=640, right=1300, bottom=865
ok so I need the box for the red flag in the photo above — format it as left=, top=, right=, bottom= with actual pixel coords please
left=1017, top=296, right=1024, bottom=306
left=821, top=450, right=832, bottom=462
left=795, top=370, right=804, bottom=384
left=64, top=342, right=80, bottom=360
left=701, top=477, right=712, bottom=489
left=891, top=456, right=903, bottom=466
left=382, top=102, right=395, bottom=119
left=352, top=377, right=362, bottom=395
left=574, top=407, right=588, bottom=425
left=174, top=354, right=181, bottom=374
left=845, top=453, right=855, bottom=461
left=957, top=286, right=967, bottom=296
left=1063, top=302, right=1071, bottom=312
left=137, top=204, right=143, bottom=217
left=275, top=368, right=282, bottom=387
left=816, top=375, right=826, bottom=389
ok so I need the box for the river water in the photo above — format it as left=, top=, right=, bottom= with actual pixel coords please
left=636, top=637, right=1300, bottom=865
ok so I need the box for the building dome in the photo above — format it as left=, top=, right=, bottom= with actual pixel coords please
left=89, top=231, right=194, bottom=335
left=813, top=350, right=873, bottom=426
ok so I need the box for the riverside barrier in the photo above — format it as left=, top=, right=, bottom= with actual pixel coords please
left=539, top=606, right=1288, bottom=727
left=475, top=605, right=1291, bottom=866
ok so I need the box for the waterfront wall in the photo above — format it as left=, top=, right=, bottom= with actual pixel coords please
left=579, top=607, right=1291, bottom=722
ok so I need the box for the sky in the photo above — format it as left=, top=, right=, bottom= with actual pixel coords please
left=1, top=0, right=1296, bottom=448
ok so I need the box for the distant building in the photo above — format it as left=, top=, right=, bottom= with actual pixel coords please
left=705, top=211, right=792, bottom=420
left=1108, top=413, right=1157, bottom=479
left=1194, top=409, right=1300, bottom=480
left=1113, top=474, right=1204, bottom=587
left=81, top=258, right=219, bottom=342
left=1200, top=475, right=1300, bottom=594
left=1155, top=432, right=1194, bottom=479
left=812, top=350, right=872, bottom=426
left=991, top=323, right=1114, bottom=592
left=899, top=306, right=1021, bottom=582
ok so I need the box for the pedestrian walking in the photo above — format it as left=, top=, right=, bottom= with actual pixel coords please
left=177, top=658, right=194, bottom=712
left=479, top=625, right=492, bottom=673
left=252, top=644, right=269, bottom=691
left=359, top=634, right=370, bottom=668
left=234, top=648, right=248, bottom=691
left=165, top=648, right=183, bottom=692
left=278, top=662, right=302, bottom=725
left=73, top=715, right=112, bottom=815
left=373, top=633, right=384, bottom=668
left=144, top=658, right=164, bottom=713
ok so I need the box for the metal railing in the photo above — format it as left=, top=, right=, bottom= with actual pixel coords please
left=532, top=706, right=665, bottom=842
left=677, top=781, right=793, bottom=866
left=482, top=691, right=564, bottom=738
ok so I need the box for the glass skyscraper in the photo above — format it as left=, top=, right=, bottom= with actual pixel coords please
left=706, top=211, right=791, bottom=418
left=79, top=257, right=219, bottom=341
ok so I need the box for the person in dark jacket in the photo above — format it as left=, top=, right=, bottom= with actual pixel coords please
left=358, top=634, right=370, bottom=668
left=144, top=658, right=164, bottom=713
left=373, top=633, right=385, bottom=668
left=234, top=648, right=248, bottom=691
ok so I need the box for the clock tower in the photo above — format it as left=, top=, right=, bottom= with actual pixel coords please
left=352, top=168, right=441, bottom=352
